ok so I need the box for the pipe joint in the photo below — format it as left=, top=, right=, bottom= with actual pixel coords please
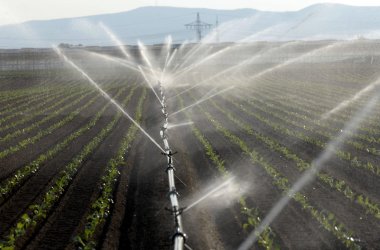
left=167, top=189, right=180, bottom=199
left=171, top=230, right=187, bottom=245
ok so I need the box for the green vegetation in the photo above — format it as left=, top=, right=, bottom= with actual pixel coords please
left=177, top=95, right=279, bottom=250
left=74, top=88, right=147, bottom=249
left=0, top=85, right=139, bottom=249
left=188, top=92, right=361, bottom=249
left=0, top=86, right=132, bottom=204
left=224, top=96, right=380, bottom=177
left=209, top=98, right=380, bottom=219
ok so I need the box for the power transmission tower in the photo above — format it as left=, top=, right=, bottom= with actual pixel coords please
left=185, top=12, right=212, bottom=42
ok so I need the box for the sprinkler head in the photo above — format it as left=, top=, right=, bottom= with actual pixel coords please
left=166, top=163, right=176, bottom=173
left=162, top=150, right=178, bottom=157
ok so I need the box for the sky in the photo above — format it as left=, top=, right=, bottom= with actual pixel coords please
left=1, top=0, right=380, bottom=26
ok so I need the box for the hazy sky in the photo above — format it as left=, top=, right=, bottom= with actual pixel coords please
left=1, top=0, right=380, bottom=26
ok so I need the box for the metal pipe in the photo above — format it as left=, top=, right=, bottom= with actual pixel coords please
left=158, top=82, right=187, bottom=250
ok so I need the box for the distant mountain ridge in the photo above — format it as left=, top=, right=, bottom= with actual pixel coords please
left=1, top=4, right=380, bottom=48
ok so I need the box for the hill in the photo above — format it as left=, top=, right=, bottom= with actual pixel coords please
left=0, top=4, right=380, bottom=48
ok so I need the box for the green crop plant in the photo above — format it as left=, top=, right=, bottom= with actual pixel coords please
left=74, top=87, right=147, bottom=249
left=225, top=97, right=380, bottom=177
left=0, top=85, right=139, bottom=249
left=0, top=86, right=88, bottom=133
left=175, top=95, right=279, bottom=250
left=0, top=86, right=132, bottom=204
left=208, top=97, right=380, bottom=220
left=0, top=86, right=81, bottom=126
left=187, top=92, right=360, bottom=249
left=0, top=85, right=125, bottom=160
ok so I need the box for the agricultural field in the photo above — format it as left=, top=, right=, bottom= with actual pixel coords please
left=0, top=40, right=379, bottom=250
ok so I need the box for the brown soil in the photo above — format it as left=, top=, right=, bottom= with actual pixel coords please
left=25, top=89, right=142, bottom=250
left=0, top=88, right=121, bottom=181
left=0, top=87, right=132, bottom=238
left=179, top=90, right=345, bottom=249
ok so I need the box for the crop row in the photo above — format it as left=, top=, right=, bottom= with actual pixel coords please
left=74, top=87, right=147, bottom=249
left=237, top=66, right=375, bottom=122
left=252, top=62, right=375, bottom=102
left=176, top=95, right=279, bottom=249
left=259, top=72, right=371, bottom=104
left=0, top=77, right=78, bottom=103
left=0, top=90, right=95, bottom=145
left=257, top=81, right=380, bottom=134
left=0, top=84, right=139, bottom=249
left=238, top=87, right=380, bottom=156
left=0, top=85, right=76, bottom=118
left=296, top=69, right=367, bottom=88
left=0, top=92, right=54, bottom=118
left=187, top=92, right=361, bottom=249
left=208, top=97, right=380, bottom=219
left=0, top=85, right=134, bottom=204
left=222, top=95, right=380, bottom=178
left=0, top=85, right=84, bottom=126
left=243, top=76, right=377, bottom=129
left=245, top=87, right=380, bottom=149
left=0, top=79, right=74, bottom=102
left=254, top=78, right=380, bottom=131
left=0, top=83, right=82, bottom=117
left=0, top=90, right=97, bottom=160
left=0, top=82, right=123, bottom=159
left=0, top=87, right=91, bottom=133
left=0, top=84, right=122, bottom=145
left=285, top=98, right=379, bottom=151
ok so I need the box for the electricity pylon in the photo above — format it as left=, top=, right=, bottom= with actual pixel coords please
left=185, top=12, right=212, bottom=42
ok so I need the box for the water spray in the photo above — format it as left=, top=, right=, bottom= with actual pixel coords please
left=162, top=48, right=178, bottom=83
left=161, top=37, right=174, bottom=83
left=53, top=46, right=165, bottom=153
left=99, top=22, right=131, bottom=59
left=164, top=36, right=173, bottom=68
left=138, top=66, right=164, bottom=106
left=190, top=41, right=299, bottom=90
left=138, top=40, right=161, bottom=81
left=173, top=46, right=233, bottom=80
left=88, top=51, right=140, bottom=72
left=238, top=93, right=380, bottom=250
left=167, top=49, right=178, bottom=69
left=167, top=121, right=194, bottom=130
left=87, top=33, right=188, bottom=248
left=183, top=177, right=235, bottom=212
left=172, top=23, right=300, bottom=83
left=321, top=79, right=380, bottom=120
left=248, top=41, right=349, bottom=83
left=167, top=41, right=299, bottom=100
left=169, top=85, right=235, bottom=117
